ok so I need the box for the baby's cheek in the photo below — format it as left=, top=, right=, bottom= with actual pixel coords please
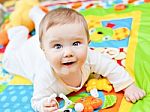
left=46, top=55, right=58, bottom=68
left=50, top=59, right=59, bottom=67
left=79, top=52, right=87, bottom=64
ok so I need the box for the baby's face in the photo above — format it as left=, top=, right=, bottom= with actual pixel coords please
left=42, top=23, right=88, bottom=77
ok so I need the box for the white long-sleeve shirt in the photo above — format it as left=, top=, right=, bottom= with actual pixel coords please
left=2, top=33, right=133, bottom=111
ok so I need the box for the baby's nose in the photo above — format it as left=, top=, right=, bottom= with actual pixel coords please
left=63, top=48, right=74, bottom=58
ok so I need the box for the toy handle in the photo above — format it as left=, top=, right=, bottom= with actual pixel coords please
left=48, top=93, right=57, bottom=104
left=90, top=88, right=99, bottom=98
left=59, top=93, right=69, bottom=100
left=57, top=93, right=73, bottom=111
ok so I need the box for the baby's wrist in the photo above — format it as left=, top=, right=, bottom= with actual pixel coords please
left=123, top=83, right=134, bottom=92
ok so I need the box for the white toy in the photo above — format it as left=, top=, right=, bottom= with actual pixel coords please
left=90, top=88, right=99, bottom=98
left=48, top=93, right=73, bottom=112
left=74, top=103, right=84, bottom=112
left=58, top=93, right=73, bottom=112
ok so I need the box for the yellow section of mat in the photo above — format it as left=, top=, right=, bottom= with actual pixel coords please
left=9, top=75, right=32, bottom=85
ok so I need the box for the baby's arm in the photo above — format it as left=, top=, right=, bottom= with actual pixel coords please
left=123, top=83, right=146, bottom=103
left=31, top=70, right=59, bottom=112
left=89, top=49, right=133, bottom=91
left=89, top=49, right=146, bottom=102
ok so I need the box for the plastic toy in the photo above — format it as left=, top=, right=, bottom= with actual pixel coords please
left=0, top=4, right=8, bottom=46
left=48, top=93, right=73, bottom=112
left=0, top=0, right=39, bottom=46
left=74, top=103, right=84, bottom=112
left=58, top=91, right=117, bottom=111
left=86, top=78, right=113, bottom=93
left=75, top=96, right=103, bottom=112
left=101, top=95, right=117, bottom=109
left=6, top=0, right=39, bottom=31
left=89, top=88, right=99, bottom=98
left=48, top=93, right=103, bottom=112
left=0, top=0, right=49, bottom=46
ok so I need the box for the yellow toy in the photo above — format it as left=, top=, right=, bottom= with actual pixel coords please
left=6, top=0, right=39, bottom=31
left=0, top=0, right=39, bottom=45
left=86, top=78, right=113, bottom=92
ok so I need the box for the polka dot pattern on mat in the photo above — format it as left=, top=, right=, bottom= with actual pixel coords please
left=0, top=85, right=34, bottom=112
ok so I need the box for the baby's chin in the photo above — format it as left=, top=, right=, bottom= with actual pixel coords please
left=60, top=68, right=73, bottom=75
left=57, top=67, right=77, bottom=76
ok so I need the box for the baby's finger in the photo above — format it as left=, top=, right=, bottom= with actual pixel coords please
left=43, top=99, right=58, bottom=108
left=125, top=93, right=136, bottom=103
left=139, top=90, right=146, bottom=99
left=49, top=100, right=58, bottom=107
left=125, top=96, right=130, bottom=102
left=43, top=106, right=58, bottom=112
left=43, top=98, right=51, bottom=107
left=129, top=95, right=136, bottom=103
left=134, top=94, right=142, bottom=102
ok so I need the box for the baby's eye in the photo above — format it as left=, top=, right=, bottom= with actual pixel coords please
left=73, top=41, right=81, bottom=46
left=54, top=44, right=62, bottom=49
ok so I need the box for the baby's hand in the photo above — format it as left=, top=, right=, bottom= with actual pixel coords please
left=124, top=83, right=146, bottom=103
left=42, top=98, right=58, bottom=112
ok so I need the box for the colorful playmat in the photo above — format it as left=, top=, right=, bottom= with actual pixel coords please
left=0, top=0, right=150, bottom=111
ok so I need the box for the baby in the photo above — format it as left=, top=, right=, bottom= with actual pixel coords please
left=2, top=7, right=145, bottom=112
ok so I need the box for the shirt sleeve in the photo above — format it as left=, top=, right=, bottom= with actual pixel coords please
left=31, top=63, right=57, bottom=112
left=88, top=49, right=134, bottom=92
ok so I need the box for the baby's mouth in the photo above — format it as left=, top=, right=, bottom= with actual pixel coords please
left=62, top=61, right=76, bottom=66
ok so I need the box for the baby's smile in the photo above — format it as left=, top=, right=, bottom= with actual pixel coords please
left=62, top=61, right=76, bottom=67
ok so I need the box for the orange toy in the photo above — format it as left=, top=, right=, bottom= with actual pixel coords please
left=0, top=29, right=8, bottom=46
left=76, top=96, right=103, bottom=112
left=0, top=20, right=9, bottom=46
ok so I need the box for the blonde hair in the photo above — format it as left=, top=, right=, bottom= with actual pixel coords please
left=39, top=8, right=89, bottom=44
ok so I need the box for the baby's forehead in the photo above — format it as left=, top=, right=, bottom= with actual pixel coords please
left=47, top=22, right=84, bottom=28
left=44, top=25, right=87, bottom=41
left=45, top=23, right=86, bottom=33
left=42, top=23, right=88, bottom=41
